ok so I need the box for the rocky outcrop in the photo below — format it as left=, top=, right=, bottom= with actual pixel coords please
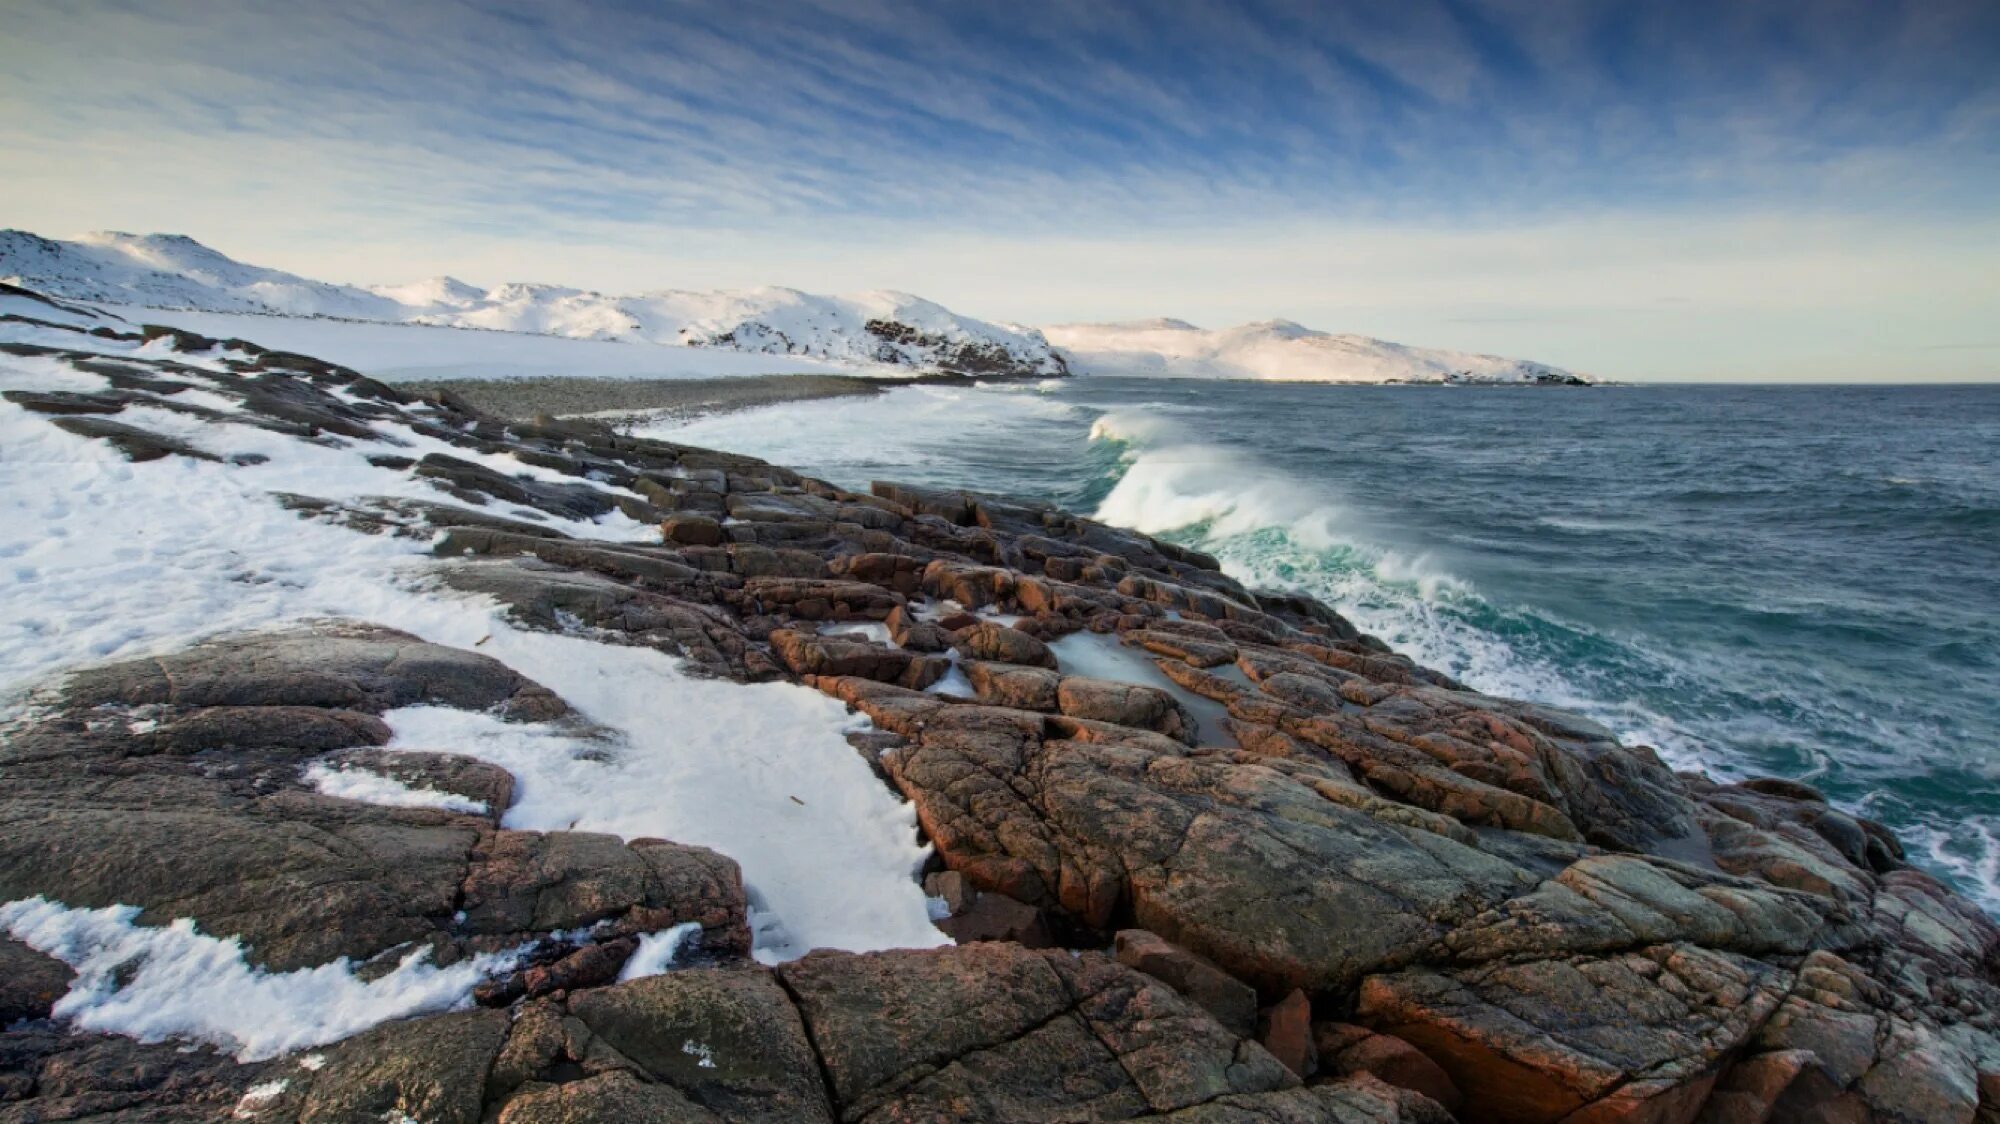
left=3, top=297, right=1996, bottom=1122
left=0, top=624, right=749, bottom=975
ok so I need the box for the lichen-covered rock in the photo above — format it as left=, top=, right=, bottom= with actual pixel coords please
left=1056, top=675, right=1194, bottom=742
left=0, top=937, right=74, bottom=1025
left=1115, top=928, right=1259, bottom=1038
left=779, top=943, right=1299, bottom=1122
left=963, top=660, right=1061, bottom=711
left=566, top=970, right=833, bottom=1124
left=1357, top=944, right=1788, bottom=1124
left=955, top=621, right=1057, bottom=668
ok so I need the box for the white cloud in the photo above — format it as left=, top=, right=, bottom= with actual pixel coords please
left=1, top=0, right=1994, bottom=381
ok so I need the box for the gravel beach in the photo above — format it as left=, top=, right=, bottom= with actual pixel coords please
left=396, top=372, right=893, bottom=423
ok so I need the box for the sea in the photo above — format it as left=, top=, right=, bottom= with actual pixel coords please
left=642, top=379, right=2000, bottom=913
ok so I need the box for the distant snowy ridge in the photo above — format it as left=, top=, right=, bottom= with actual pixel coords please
left=1042, top=317, right=1590, bottom=385
left=0, top=230, right=1068, bottom=379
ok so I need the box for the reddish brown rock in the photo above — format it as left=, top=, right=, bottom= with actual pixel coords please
left=1114, top=928, right=1259, bottom=1037
left=964, top=659, right=1062, bottom=710
left=1056, top=675, right=1194, bottom=741
left=659, top=514, right=724, bottom=546
left=1316, top=1023, right=1463, bottom=1115
left=778, top=943, right=1300, bottom=1121
left=1125, top=626, right=1238, bottom=668
left=883, top=603, right=952, bottom=651
left=956, top=620, right=1057, bottom=668
left=0, top=938, right=74, bottom=1025
left=1359, top=944, right=1787, bottom=1124
left=1261, top=989, right=1318, bottom=1079
left=740, top=576, right=902, bottom=620
left=768, top=628, right=945, bottom=688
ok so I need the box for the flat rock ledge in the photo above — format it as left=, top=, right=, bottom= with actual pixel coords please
left=2, top=289, right=1998, bottom=1123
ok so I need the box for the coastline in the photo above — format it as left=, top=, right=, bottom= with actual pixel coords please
left=395, top=372, right=894, bottom=424
left=399, top=368, right=1047, bottom=424
left=3, top=293, right=1997, bottom=1122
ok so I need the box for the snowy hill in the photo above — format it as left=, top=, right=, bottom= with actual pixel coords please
left=1042, top=318, right=1589, bottom=384
left=0, top=230, right=1069, bottom=379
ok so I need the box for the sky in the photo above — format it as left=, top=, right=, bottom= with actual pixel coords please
left=1, top=0, right=1997, bottom=381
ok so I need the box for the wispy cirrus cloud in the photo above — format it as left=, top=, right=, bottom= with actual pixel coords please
left=0, top=0, right=1995, bottom=379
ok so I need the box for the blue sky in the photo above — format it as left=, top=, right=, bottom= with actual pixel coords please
left=2, top=0, right=1997, bottom=379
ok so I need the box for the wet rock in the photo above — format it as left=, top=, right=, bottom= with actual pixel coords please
left=57, top=622, right=564, bottom=718
left=1057, top=675, right=1194, bottom=742
left=0, top=1026, right=265, bottom=1119
left=872, top=481, right=977, bottom=525
left=955, top=621, right=1057, bottom=668
left=0, top=938, right=74, bottom=1024
left=932, top=884, right=1056, bottom=947
left=1358, top=944, right=1788, bottom=1124
left=740, top=577, right=902, bottom=621
left=415, top=452, right=617, bottom=520
left=51, top=414, right=224, bottom=462
left=884, top=719, right=1533, bottom=994
left=497, top=1071, right=722, bottom=1123
left=661, top=514, right=725, bottom=546
left=329, top=748, right=516, bottom=818
left=1314, top=1023, right=1463, bottom=1115
left=1260, top=989, right=1318, bottom=1079
left=566, top=969, right=833, bottom=1124
left=963, top=660, right=1061, bottom=711
left=435, top=528, right=701, bottom=589
left=1125, top=625, right=1238, bottom=669
left=780, top=943, right=1298, bottom=1121
left=883, top=604, right=952, bottom=652
left=2, top=388, right=127, bottom=415
left=291, top=1009, right=509, bottom=1124
left=769, top=629, right=944, bottom=689
left=1114, top=929, right=1259, bottom=1039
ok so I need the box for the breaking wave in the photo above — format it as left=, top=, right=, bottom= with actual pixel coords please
left=649, top=381, right=2000, bottom=915
left=1089, top=407, right=1718, bottom=770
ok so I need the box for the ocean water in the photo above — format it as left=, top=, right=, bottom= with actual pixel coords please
left=645, top=380, right=2000, bottom=912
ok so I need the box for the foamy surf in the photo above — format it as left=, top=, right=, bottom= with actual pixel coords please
left=638, top=380, right=2000, bottom=916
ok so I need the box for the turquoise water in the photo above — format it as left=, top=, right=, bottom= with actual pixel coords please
left=650, top=380, right=2000, bottom=912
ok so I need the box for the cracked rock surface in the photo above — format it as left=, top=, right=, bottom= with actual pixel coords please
left=2, top=289, right=1996, bottom=1122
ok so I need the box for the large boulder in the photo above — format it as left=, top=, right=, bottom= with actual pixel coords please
left=778, top=942, right=1300, bottom=1121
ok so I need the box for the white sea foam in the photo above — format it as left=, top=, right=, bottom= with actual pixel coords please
left=618, top=922, right=703, bottom=981
left=638, top=383, right=1084, bottom=486
left=0, top=897, right=515, bottom=1062
left=1083, top=407, right=1713, bottom=768
left=1872, top=813, right=2000, bottom=916
left=301, top=762, right=489, bottom=815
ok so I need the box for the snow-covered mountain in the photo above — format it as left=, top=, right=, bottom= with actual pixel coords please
left=0, top=230, right=1069, bottom=379
left=1042, top=317, right=1590, bottom=385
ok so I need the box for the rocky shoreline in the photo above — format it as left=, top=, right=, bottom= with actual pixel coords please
left=1, top=283, right=1996, bottom=1123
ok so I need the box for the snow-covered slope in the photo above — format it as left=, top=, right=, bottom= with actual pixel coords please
left=109, top=309, right=860, bottom=384
left=0, top=230, right=1068, bottom=379
left=1042, top=318, right=1589, bottom=384
left=0, top=230, right=405, bottom=319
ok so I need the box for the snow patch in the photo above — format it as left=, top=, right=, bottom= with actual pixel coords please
left=0, top=306, right=944, bottom=988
